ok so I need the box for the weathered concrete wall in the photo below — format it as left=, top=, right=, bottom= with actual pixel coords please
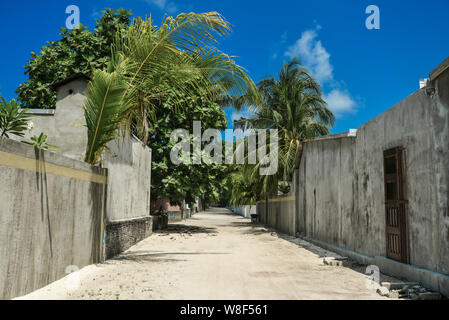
left=0, top=137, right=107, bottom=300
left=167, top=211, right=183, bottom=222
left=293, top=69, right=449, bottom=295
left=104, top=136, right=152, bottom=222
left=258, top=195, right=296, bottom=236
left=21, top=79, right=90, bottom=161
left=296, top=135, right=357, bottom=248
left=19, top=78, right=152, bottom=223
left=297, top=87, right=449, bottom=266
left=13, top=77, right=153, bottom=270
left=429, top=69, right=449, bottom=276
left=354, top=86, right=448, bottom=273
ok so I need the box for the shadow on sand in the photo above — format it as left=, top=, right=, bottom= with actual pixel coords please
left=154, top=224, right=218, bottom=235
left=111, top=250, right=230, bottom=263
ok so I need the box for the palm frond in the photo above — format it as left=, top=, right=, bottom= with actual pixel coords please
left=84, top=68, right=130, bottom=164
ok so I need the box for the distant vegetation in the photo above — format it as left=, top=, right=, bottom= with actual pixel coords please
left=227, top=59, right=335, bottom=206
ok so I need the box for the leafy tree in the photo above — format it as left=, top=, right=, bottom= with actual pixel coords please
left=149, top=88, right=228, bottom=211
left=84, top=12, right=258, bottom=165
left=0, top=97, right=31, bottom=138
left=15, top=8, right=131, bottom=109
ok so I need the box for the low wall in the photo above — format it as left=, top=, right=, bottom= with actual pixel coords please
left=106, top=217, right=153, bottom=258
left=257, top=195, right=296, bottom=236
left=167, top=211, right=183, bottom=222
left=232, top=205, right=256, bottom=219
left=0, top=137, right=107, bottom=300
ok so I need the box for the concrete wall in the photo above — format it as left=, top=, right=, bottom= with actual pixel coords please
left=232, top=205, right=256, bottom=219
left=255, top=65, right=449, bottom=295
left=104, top=136, right=152, bottom=222
left=428, top=69, right=449, bottom=276
left=15, top=77, right=153, bottom=259
left=354, top=85, right=448, bottom=273
left=293, top=69, right=449, bottom=295
left=0, top=137, right=107, bottom=300
left=296, top=135, right=357, bottom=248
left=167, top=211, right=183, bottom=222
left=22, top=79, right=90, bottom=162
left=18, top=78, right=152, bottom=223
left=258, top=195, right=296, bottom=236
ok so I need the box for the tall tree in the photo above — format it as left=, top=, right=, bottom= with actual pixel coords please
left=16, top=8, right=132, bottom=109
left=232, top=58, right=335, bottom=201
left=83, top=12, right=258, bottom=165
left=149, top=87, right=228, bottom=210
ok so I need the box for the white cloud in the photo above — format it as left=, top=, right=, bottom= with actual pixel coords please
left=146, top=0, right=166, bottom=9
left=323, top=89, right=356, bottom=117
left=146, top=0, right=178, bottom=14
left=284, top=27, right=358, bottom=118
left=285, top=30, right=333, bottom=83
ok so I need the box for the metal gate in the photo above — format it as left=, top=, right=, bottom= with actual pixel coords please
left=383, top=147, right=409, bottom=263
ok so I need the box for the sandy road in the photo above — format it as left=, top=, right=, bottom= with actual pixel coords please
left=18, top=208, right=393, bottom=300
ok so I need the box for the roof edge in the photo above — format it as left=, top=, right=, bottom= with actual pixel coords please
left=50, top=74, right=91, bottom=91
left=430, top=56, right=449, bottom=81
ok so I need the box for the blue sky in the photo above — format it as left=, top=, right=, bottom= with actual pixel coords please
left=0, top=0, right=448, bottom=133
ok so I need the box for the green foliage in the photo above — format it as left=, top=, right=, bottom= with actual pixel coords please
left=149, top=88, right=228, bottom=210
left=227, top=166, right=259, bottom=206
left=250, top=58, right=335, bottom=180
left=22, top=132, right=59, bottom=151
left=15, top=8, right=131, bottom=109
left=84, top=12, right=258, bottom=164
left=84, top=67, right=130, bottom=164
left=0, top=97, right=31, bottom=138
left=228, top=59, right=335, bottom=203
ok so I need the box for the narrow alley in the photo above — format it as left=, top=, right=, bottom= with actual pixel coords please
left=18, top=208, right=395, bottom=300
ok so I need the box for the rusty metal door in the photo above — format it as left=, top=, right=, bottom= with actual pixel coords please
left=383, top=147, right=409, bottom=263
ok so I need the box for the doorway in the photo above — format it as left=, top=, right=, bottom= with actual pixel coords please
left=383, top=147, right=409, bottom=263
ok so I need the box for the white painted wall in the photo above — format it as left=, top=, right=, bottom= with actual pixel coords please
left=232, top=205, right=256, bottom=219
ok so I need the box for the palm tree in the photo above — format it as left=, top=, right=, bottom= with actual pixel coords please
left=84, top=12, right=259, bottom=165
left=242, top=58, right=335, bottom=199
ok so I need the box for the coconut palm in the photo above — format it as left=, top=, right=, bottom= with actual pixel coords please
left=84, top=12, right=259, bottom=165
left=241, top=58, right=335, bottom=199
